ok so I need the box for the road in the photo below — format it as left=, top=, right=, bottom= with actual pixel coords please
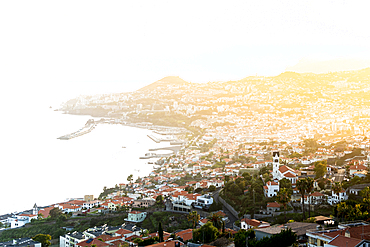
left=333, top=168, right=345, bottom=182
left=212, top=189, right=239, bottom=229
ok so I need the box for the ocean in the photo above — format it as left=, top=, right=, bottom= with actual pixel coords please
left=0, top=106, right=169, bottom=215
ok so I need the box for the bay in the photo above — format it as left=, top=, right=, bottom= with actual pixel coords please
left=0, top=107, right=169, bottom=215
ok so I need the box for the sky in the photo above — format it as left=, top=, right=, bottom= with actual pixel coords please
left=1, top=0, right=370, bottom=106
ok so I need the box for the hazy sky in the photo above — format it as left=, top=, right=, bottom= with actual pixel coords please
left=1, top=0, right=370, bottom=104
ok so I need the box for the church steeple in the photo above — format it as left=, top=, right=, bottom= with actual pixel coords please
left=33, top=203, right=38, bottom=216
left=272, top=151, right=280, bottom=179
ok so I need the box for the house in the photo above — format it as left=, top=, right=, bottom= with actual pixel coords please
left=212, top=210, right=228, bottom=222
left=266, top=202, right=281, bottom=214
left=328, top=190, right=348, bottom=205
left=0, top=238, right=42, bottom=247
left=132, top=198, right=156, bottom=208
left=124, top=211, right=147, bottom=223
left=302, top=192, right=326, bottom=205
left=60, top=231, right=87, bottom=247
left=83, top=200, right=102, bottom=209
left=254, top=227, right=285, bottom=241
left=199, top=218, right=208, bottom=226
left=283, top=222, right=318, bottom=246
left=146, top=240, right=184, bottom=247
left=263, top=181, right=279, bottom=198
left=7, top=213, right=38, bottom=228
left=349, top=164, right=368, bottom=176
left=76, top=238, right=110, bottom=247
left=326, top=235, right=361, bottom=247
left=241, top=218, right=270, bottom=230
left=193, top=194, right=213, bottom=210
left=114, top=228, right=134, bottom=239
left=175, top=229, right=193, bottom=242
left=348, top=184, right=370, bottom=196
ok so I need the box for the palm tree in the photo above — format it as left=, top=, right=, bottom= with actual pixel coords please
left=332, top=182, right=342, bottom=203
left=207, top=213, right=224, bottom=230
left=187, top=211, right=200, bottom=229
left=305, top=177, right=314, bottom=218
left=276, top=188, right=291, bottom=223
left=296, top=179, right=307, bottom=220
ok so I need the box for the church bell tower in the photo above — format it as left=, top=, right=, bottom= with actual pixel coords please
left=272, top=151, right=280, bottom=179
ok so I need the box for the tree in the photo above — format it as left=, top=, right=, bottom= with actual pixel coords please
left=305, top=177, right=314, bottom=218
left=234, top=229, right=255, bottom=247
left=361, top=187, right=370, bottom=212
left=332, top=182, right=342, bottom=203
left=276, top=188, right=291, bottom=223
left=32, top=234, right=51, bottom=247
left=127, top=174, right=133, bottom=184
left=279, top=178, right=293, bottom=197
left=296, top=179, right=307, bottom=220
left=208, top=185, right=216, bottom=192
left=314, top=161, right=327, bottom=179
left=208, top=213, right=223, bottom=230
left=49, top=207, right=63, bottom=220
left=156, top=195, right=164, bottom=206
left=158, top=222, right=164, bottom=242
left=192, top=222, right=218, bottom=243
left=187, top=211, right=200, bottom=229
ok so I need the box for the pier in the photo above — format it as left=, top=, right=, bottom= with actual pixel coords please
left=57, top=117, right=189, bottom=141
left=57, top=119, right=96, bottom=140
left=148, top=145, right=182, bottom=154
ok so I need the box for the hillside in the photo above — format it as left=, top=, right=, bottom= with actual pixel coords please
left=137, top=76, right=189, bottom=92
left=286, top=58, right=370, bottom=74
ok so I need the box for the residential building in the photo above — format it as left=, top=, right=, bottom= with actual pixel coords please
left=124, top=211, right=147, bottom=223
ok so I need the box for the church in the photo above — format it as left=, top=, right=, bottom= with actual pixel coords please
left=272, top=151, right=298, bottom=185
left=264, top=152, right=298, bottom=198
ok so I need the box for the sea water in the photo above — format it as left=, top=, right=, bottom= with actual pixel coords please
left=0, top=107, right=169, bottom=215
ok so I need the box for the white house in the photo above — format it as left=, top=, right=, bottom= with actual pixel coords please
left=241, top=218, right=270, bottom=229
left=193, top=194, right=213, bottom=209
left=8, top=213, right=37, bottom=229
left=83, top=200, right=102, bottom=209
left=263, top=181, right=279, bottom=198
left=60, top=231, right=87, bottom=247
left=327, top=190, right=348, bottom=205
left=124, top=211, right=147, bottom=223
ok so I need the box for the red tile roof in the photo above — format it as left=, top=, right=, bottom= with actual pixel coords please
left=146, top=240, right=184, bottom=247
left=175, top=229, right=193, bottom=241
left=327, top=235, right=361, bottom=247
left=77, top=239, right=110, bottom=247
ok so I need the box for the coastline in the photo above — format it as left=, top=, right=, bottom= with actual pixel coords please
left=0, top=110, right=181, bottom=216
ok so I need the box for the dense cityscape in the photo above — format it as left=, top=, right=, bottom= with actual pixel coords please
left=2, top=69, right=370, bottom=247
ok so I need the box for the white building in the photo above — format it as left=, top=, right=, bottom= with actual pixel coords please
left=263, top=181, right=279, bottom=198
left=124, top=211, right=147, bottom=223
left=193, top=194, right=213, bottom=209
left=8, top=213, right=37, bottom=229
left=272, top=151, right=298, bottom=185
left=327, top=190, right=348, bottom=205
left=60, top=231, right=87, bottom=247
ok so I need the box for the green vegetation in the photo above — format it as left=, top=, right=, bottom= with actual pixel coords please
left=221, top=174, right=265, bottom=218
left=335, top=187, right=370, bottom=221
left=140, top=212, right=192, bottom=233
left=32, top=234, right=51, bottom=247
left=0, top=224, right=65, bottom=242
left=192, top=222, right=219, bottom=243
left=234, top=228, right=296, bottom=247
